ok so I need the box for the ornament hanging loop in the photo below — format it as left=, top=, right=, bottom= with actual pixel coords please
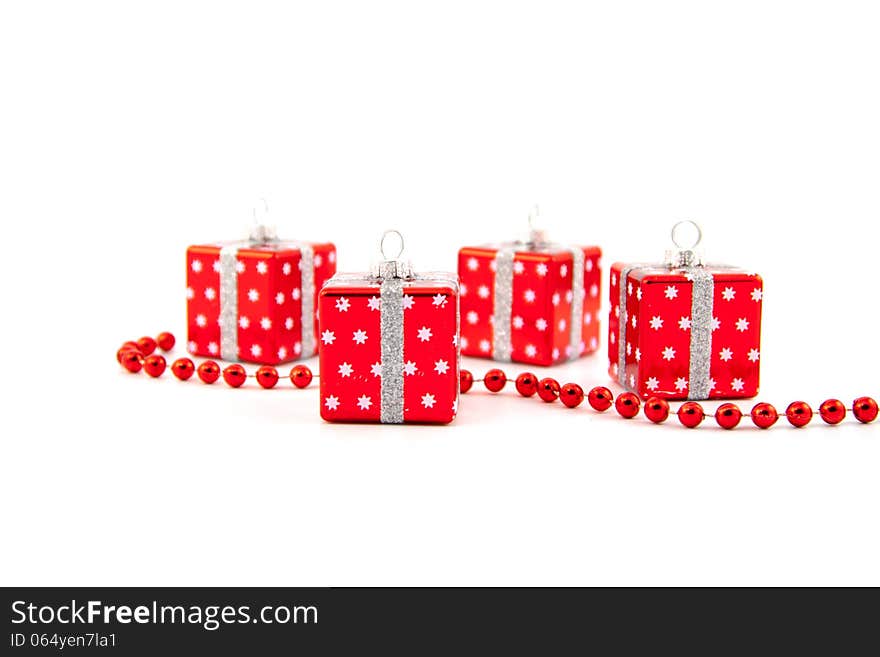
left=526, top=204, right=548, bottom=248
left=249, top=198, right=278, bottom=244
left=372, top=229, right=413, bottom=280
left=666, top=220, right=704, bottom=268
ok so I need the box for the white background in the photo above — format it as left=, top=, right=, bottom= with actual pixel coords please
left=1, top=1, right=879, bottom=586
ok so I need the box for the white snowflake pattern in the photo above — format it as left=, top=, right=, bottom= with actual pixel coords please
left=321, top=330, right=336, bottom=345
left=314, top=254, right=323, bottom=268
left=459, top=284, right=468, bottom=297
left=352, top=329, right=368, bottom=344
left=367, top=296, right=381, bottom=311
left=477, top=286, right=490, bottom=299
left=291, top=288, right=301, bottom=301
left=731, top=378, right=745, bottom=392
left=239, top=316, right=250, bottom=329
left=646, top=377, right=660, bottom=391
left=256, top=261, right=268, bottom=275
left=467, top=257, right=479, bottom=271
left=552, top=348, right=560, bottom=361
left=250, top=344, right=262, bottom=357
left=479, top=339, right=491, bottom=353
left=552, top=292, right=561, bottom=306
left=585, top=259, right=594, bottom=272
left=432, top=294, right=447, bottom=307
left=370, top=362, right=383, bottom=377
left=324, top=396, right=340, bottom=411
left=590, top=284, right=599, bottom=298
left=736, top=318, right=750, bottom=332
left=284, top=317, right=294, bottom=330
left=636, top=287, right=643, bottom=301
left=186, top=287, right=194, bottom=300
left=235, top=260, right=246, bottom=274
left=722, top=287, right=736, bottom=301
left=678, top=316, right=692, bottom=331
left=282, top=262, right=292, bottom=276
left=460, top=336, right=469, bottom=350
left=712, top=317, right=721, bottom=331
left=277, top=347, right=288, bottom=360
left=559, top=318, right=567, bottom=332
left=328, top=251, right=336, bottom=264
left=628, top=282, right=634, bottom=296
left=626, top=342, right=632, bottom=356
left=560, top=264, right=568, bottom=277
left=187, top=340, right=197, bottom=353
left=513, top=261, right=525, bottom=274
left=338, top=362, right=354, bottom=378
left=434, top=360, right=449, bottom=375
left=293, top=342, right=302, bottom=355
left=260, top=317, right=272, bottom=330
left=525, top=344, right=537, bottom=358
left=635, top=348, right=642, bottom=362
left=466, top=311, right=479, bottom=325
left=204, top=287, right=216, bottom=301
left=421, top=393, right=436, bottom=409
left=650, top=316, right=664, bottom=331
left=536, top=318, right=548, bottom=331
left=536, top=263, right=548, bottom=276
left=403, top=361, right=418, bottom=376
left=191, top=259, right=203, bottom=273
left=275, top=292, right=285, bottom=305
left=512, top=316, right=524, bottom=329
left=665, top=285, right=678, bottom=300
left=565, top=290, right=574, bottom=303
left=524, top=289, right=536, bottom=303
left=417, top=326, right=433, bottom=342
left=662, top=346, right=676, bottom=361
left=207, top=342, right=219, bottom=355
left=402, top=295, right=415, bottom=310
left=748, top=349, right=760, bottom=362
left=631, top=315, right=637, bottom=329
left=212, top=260, right=220, bottom=273
left=195, top=314, right=207, bottom=327
left=719, top=347, right=733, bottom=362
left=584, top=313, right=593, bottom=326
left=247, top=289, right=259, bottom=302
left=356, top=395, right=373, bottom=410
left=751, top=288, right=763, bottom=302
left=336, top=297, right=351, bottom=312
left=675, top=377, right=688, bottom=392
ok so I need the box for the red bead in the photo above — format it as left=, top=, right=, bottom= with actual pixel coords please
left=143, top=354, right=166, bottom=378
left=459, top=369, right=474, bottom=394
left=197, top=360, right=221, bottom=384
left=156, top=332, right=176, bottom=351
left=537, top=378, right=561, bottom=402
left=751, top=403, right=779, bottom=429
left=715, top=403, right=743, bottom=430
left=120, top=351, right=143, bottom=373
left=223, top=364, right=247, bottom=388
left=786, top=401, right=813, bottom=428
left=171, top=358, right=195, bottom=380
left=615, top=392, right=640, bottom=419
left=117, top=347, right=135, bottom=364
left=588, top=386, right=614, bottom=412
left=484, top=369, right=507, bottom=393
left=290, top=364, right=313, bottom=389
left=853, top=397, right=879, bottom=424
left=560, top=383, right=584, bottom=408
left=515, top=373, right=538, bottom=397
left=121, top=341, right=142, bottom=355
left=644, top=397, right=670, bottom=423
left=677, top=401, right=704, bottom=428
left=819, top=399, right=846, bottom=425
left=137, top=336, right=157, bottom=356
left=256, top=365, right=279, bottom=389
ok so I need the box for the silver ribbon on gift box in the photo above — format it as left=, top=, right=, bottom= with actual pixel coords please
left=217, top=223, right=317, bottom=362
left=616, top=221, right=717, bottom=400
left=491, top=235, right=586, bottom=363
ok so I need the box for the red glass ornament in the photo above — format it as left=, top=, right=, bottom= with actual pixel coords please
left=459, top=369, right=474, bottom=394
left=120, top=351, right=143, bottom=373
left=157, top=332, right=176, bottom=351
left=644, top=397, right=670, bottom=423
left=117, top=347, right=134, bottom=364
left=143, top=354, right=166, bottom=378
left=290, top=364, right=313, bottom=389
left=715, top=403, right=742, bottom=430
left=515, top=373, right=538, bottom=397
left=786, top=401, right=813, bottom=428
left=677, top=401, right=704, bottom=428
left=171, top=358, right=195, bottom=380
left=484, top=369, right=507, bottom=393
left=537, top=378, right=561, bottom=403
left=588, top=386, right=614, bottom=412
left=853, top=397, right=879, bottom=424
left=819, top=399, right=846, bottom=425
left=751, top=403, right=779, bottom=429
left=560, top=383, right=584, bottom=408
left=137, top=336, right=157, bottom=356
left=256, top=365, right=279, bottom=389
left=223, top=364, right=247, bottom=388
left=615, top=392, right=640, bottom=419
left=197, top=360, right=221, bottom=384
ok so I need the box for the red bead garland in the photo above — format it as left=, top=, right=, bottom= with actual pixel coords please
left=116, top=334, right=880, bottom=431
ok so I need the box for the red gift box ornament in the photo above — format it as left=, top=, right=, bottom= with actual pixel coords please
left=458, top=207, right=603, bottom=366
left=186, top=203, right=337, bottom=365
left=319, top=230, right=460, bottom=424
left=608, top=221, right=764, bottom=401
